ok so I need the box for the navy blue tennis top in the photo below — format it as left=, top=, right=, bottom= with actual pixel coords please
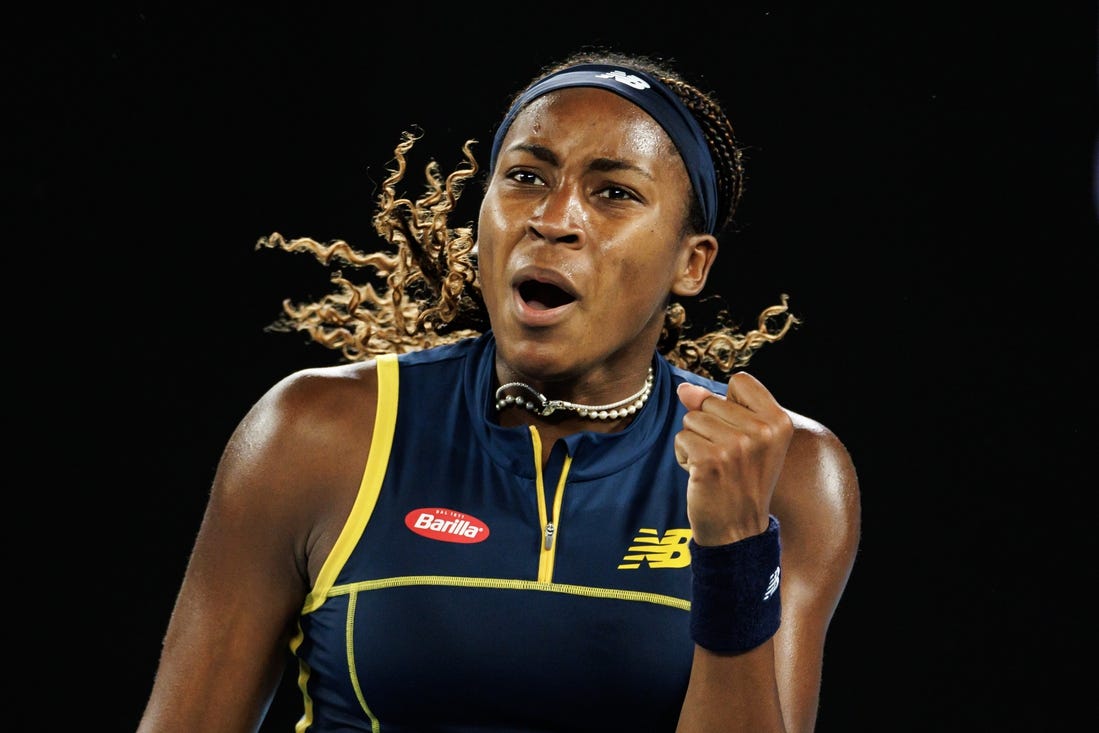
left=290, top=331, right=727, bottom=732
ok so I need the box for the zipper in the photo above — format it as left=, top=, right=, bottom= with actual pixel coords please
left=529, top=426, right=573, bottom=582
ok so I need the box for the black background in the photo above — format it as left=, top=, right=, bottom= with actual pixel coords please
left=9, top=5, right=1096, bottom=731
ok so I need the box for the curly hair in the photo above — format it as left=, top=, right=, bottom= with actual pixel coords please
left=258, top=50, right=798, bottom=379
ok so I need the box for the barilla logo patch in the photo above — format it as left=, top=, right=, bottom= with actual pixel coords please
left=405, top=507, right=490, bottom=544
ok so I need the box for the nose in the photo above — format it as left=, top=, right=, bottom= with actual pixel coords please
left=529, top=183, right=583, bottom=246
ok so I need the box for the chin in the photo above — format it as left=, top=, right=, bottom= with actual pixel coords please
left=496, top=337, right=580, bottom=382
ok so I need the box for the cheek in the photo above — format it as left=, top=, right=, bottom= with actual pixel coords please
left=610, top=240, right=678, bottom=296
left=594, top=254, right=665, bottom=322
left=475, top=199, right=508, bottom=294
left=477, top=179, right=519, bottom=233
left=476, top=195, right=512, bottom=255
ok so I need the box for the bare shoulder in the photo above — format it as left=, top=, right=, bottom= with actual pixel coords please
left=771, top=409, right=861, bottom=600
left=228, top=360, right=381, bottom=466
left=210, top=360, right=383, bottom=579
left=779, top=410, right=860, bottom=512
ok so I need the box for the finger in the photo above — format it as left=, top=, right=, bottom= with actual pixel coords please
left=676, top=382, right=719, bottom=412
left=673, top=425, right=720, bottom=473
left=681, top=373, right=783, bottom=446
left=724, top=371, right=782, bottom=415
left=678, top=381, right=755, bottom=438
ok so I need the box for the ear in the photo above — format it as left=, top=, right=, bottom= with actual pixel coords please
left=671, top=233, right=718, bottom=297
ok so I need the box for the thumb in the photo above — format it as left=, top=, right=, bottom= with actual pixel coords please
left=676, top=382, right=720, bottom=412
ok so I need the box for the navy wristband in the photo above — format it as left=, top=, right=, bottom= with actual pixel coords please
left=689, top=516, right=782, bottom=654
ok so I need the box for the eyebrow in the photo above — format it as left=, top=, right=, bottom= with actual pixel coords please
left=508, top=143, right=654, bottom=180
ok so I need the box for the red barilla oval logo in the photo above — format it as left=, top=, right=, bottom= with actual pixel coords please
left=405, top=507, right=490, bottom=544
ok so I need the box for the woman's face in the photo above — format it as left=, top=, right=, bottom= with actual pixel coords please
left=477, top=86, right=715, bottom=390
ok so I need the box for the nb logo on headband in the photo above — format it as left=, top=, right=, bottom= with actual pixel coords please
left=595, top=70, right=650, bottom=92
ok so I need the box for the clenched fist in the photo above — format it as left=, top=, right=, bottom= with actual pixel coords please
left=674, top=372, right=794, bottom=546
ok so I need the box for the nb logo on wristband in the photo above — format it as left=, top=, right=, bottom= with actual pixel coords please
left=764, top=566, right=780, bottom=601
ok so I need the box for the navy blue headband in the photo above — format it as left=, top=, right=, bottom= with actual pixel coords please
left=489, top=63, right=719, bottom=234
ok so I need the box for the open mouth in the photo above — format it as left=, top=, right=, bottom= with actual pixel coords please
left=517, top=280, right=577, bottom=310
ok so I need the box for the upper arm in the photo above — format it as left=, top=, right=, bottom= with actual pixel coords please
left=769, top=415, right=861, bottom=732
left=137, top=363, right=379, bottom=733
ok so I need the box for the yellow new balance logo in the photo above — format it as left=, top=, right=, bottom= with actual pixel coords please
left=617, top=528, right=692, bottom=569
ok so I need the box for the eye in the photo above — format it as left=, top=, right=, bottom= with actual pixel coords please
left=507, top=169, right=545, bottom=186
left=597, top=184, right=639, bottom=202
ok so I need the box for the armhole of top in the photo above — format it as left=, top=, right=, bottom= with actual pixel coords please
left=303, top=353, right=399, bottom=613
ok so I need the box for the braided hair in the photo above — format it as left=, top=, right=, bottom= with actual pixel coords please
left=258, top=50, right=797, bottom=378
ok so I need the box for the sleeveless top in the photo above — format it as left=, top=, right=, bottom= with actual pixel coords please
left=290, top=331, right=727, bottom=732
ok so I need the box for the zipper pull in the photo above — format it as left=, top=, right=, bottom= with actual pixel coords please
left=544, top=522, right=556, bottom=550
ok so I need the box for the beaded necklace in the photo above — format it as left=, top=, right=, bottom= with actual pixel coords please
left=494, top=367, right=654, bottom=420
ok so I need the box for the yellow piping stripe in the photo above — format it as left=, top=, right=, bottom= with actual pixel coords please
left=529, top=428, right=550, bottom=581
left=327, top=574, right=691, bottom=611
left=302, top=354, right=400, bottom=615
left=295, top=356, right=398, bottom=730
left=530, top=426, right=547, bottom=527
left=345, top=591, right=381, bottom=732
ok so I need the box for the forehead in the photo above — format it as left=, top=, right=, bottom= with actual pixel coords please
left=506, top=87, right=677, bottom=160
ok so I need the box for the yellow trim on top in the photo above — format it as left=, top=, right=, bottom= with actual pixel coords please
left=345, top=591, right=381, bottom=732
left=529, top=427, right=548, bottom=582
left=330, top=574, right=691, bottom=611
left=302, top=353, right=400, bottom=615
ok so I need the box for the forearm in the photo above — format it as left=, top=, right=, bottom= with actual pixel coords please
left=675, top=641, right=786, bottom=733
